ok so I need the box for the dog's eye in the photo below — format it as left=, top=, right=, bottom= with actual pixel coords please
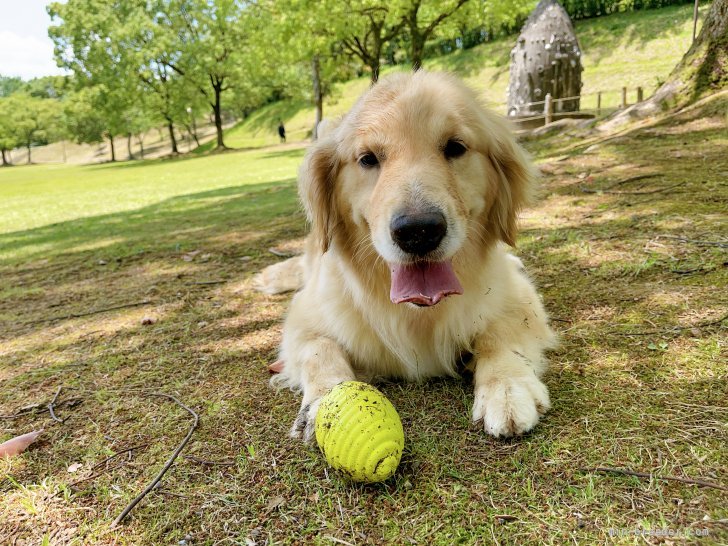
left=444, top=139, right=467, bottom=160
left=358, top=152, right=379, bottom=168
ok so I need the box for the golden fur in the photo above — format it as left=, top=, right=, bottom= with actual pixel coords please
left=257, top=71, right=557, bottom=440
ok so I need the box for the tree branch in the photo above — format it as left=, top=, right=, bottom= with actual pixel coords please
left=111, top=393, right=199, bottom=527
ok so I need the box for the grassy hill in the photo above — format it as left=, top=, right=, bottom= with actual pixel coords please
left=214, top=2, right=706, bottom=150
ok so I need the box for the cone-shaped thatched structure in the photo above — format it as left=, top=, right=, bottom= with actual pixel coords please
left=507, top=0, right=583, bottom=117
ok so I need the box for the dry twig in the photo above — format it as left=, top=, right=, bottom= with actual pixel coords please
left=268, top=247, right=294, bottom=258
left=26, top=300, right=154, bottom=325
left=605, top=173, right=661, bottom=189
left=183, top=454, right=236, bottom=466
left=581, top=467, right=728, bottom=492
left=579, top=182, right=681, bottom=195
left=657, top=235, right=728, bottom=248
left=69, top=444, right=152, bottom=488
left=92, top=443, right=151, bottom=472
left=48, top=386, right=65, bottom=423
left=111, top=393, right=199, bottom=528
left=0, top=398, right=82, bottom=420
left=609, top=312, right=728, bottom=336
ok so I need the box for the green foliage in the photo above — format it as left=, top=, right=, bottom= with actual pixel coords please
left=63, top=87, right=109, bottom=145
left=24, top=75, right=73, bottom=99
left=0, top=94, right=63, bottom=163
left=562, top=0, right=693, bottom=19
left=0, top=76, right=24, bottom=98
left=0, top=98, right=22, bottom=158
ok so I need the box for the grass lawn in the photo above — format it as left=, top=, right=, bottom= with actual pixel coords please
left=1, top=80, right=726, bottom=544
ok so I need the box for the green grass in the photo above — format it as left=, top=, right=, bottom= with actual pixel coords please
left=215, top=2, right=707, bottom=149
left=0, top=147, right=306, bottom=240
left=1, top=93, right=726, bottom=546
left=1, top=5, right=726, bottom=545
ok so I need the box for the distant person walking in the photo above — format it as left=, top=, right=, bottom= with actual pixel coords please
left=278, top=121, right=286, bottom=143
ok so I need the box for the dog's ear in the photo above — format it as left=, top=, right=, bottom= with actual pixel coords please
left=483, top=115, right=537, bottom=247
left=298, top=136, right=340, bottom=253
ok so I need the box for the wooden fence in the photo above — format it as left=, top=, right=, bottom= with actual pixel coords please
left=506, top=86, right=648, bottom=126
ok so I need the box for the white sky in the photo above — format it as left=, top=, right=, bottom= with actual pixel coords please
left=0, top=0, right=68, bottom=80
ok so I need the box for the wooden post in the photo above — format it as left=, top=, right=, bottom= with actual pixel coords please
left=597, top=91, right=602, bottom=115
left=544, top=93, right=553, bottom=125
left=637, top=86, right=643, bottom=103
left=621, top=86, right=627, bottom=108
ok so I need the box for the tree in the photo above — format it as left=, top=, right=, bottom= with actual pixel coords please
left=5, top=94, right=57, bottom=164
left=400, top=0, right=473, bottom=69
left=64, top=87, right=112, bottom=157
left=0, top=98, right=21, bottom=166
left=0, top=76, right=24, bottom=98
left=25, top=75, right=72, bottom=99
left=603, top=0, right=727, bottom=127
left=340, top=1, right=406, bottom=82
left=264, top=0, right=358, bottom=139
left=49, top=0, right=151, bottom=160
left=160, top=0, right=254, bottom=150
left=663, top=0, right=727, bottom=104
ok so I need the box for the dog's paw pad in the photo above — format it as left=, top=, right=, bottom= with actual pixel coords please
left=472, top=374, right=550, bottom=438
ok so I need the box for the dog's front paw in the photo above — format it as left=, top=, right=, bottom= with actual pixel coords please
left=290, top=398, right=322, bottom=442
left=472, top=373, right=550, bottom=438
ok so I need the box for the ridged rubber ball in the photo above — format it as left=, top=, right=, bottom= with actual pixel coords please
left=315, top=381, right=404, bottom=483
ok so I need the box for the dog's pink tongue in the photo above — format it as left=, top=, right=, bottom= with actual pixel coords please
left=389, top=260, right=463, bottom=306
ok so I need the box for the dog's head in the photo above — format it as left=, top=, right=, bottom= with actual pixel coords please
left=299, top=71, right=536, bottom=306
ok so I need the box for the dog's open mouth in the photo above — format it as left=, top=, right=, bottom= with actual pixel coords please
left=389, top=260, right=463, bottom=306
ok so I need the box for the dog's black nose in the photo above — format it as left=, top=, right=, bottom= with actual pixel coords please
left=390, top=211, right=447, bottom=256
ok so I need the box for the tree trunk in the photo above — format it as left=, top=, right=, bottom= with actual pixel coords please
left=27, top=141, right=32, bottom=164
left=127, top=133, right=133, bottom=160
left=213, top=83, right=225, bottom=149
left=137, top=134, right=145, bottom=159
left=370, top=33, right=383, bottom=83
left=168, top=120, right=179, bottom=154
left=601, top=0, right=727, bottom=129
left=109, top=135, right=116, bottom=162
left=191, top=116, right=199, bottom=146
left=1, top=149, right=9, bottom=166
left=650, top=0, right=726, bottom=108
left=312, top=55, right=323, bottom=140
left=411, top=33, right=425, bottom=70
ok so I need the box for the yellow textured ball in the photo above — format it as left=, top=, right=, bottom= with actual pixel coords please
left=315, top=381, right=404, bottom=483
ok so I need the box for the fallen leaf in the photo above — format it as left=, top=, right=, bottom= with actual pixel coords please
left=0, top=429, right=43, bottom=458
left=67, top=462, right=83, bottom=473
left=141, top=316, right=157, bottom=325
left=182, top=250, right=201, bottom=262
left=268, top=360, right=284, bottom=374
left=265, top=496, right=285, bottom=513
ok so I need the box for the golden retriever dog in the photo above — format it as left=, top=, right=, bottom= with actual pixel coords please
left=256, top=71, right=557, bottom=441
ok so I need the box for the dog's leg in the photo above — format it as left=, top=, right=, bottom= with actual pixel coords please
left=253, top=256, right=305, bottom=294
left=471, top=342, right=550, bottom=438
left=290, top=337, right=356, bottom=442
